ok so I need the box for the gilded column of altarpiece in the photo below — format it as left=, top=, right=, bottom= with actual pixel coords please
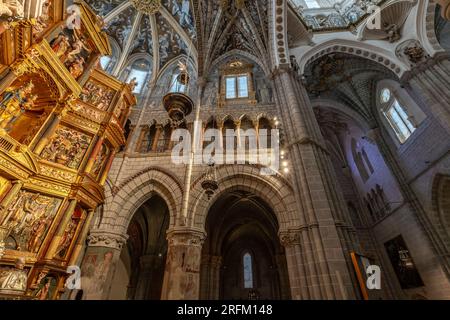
left=0, top=1, right=136, bottom=299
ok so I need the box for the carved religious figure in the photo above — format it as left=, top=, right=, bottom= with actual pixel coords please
left=0, top=257, right=28, bottom=296
left=0, top=81, right=35, bottom=130
left=33, top=0, right=51, bottom=35
left=129, top=77, right=138, bottom=92
left=69, top=57, right=85, bottom=79
left=383, top=23, right=400, bottom=43
left=54, top=219, right=77, bottom=258
left=3, top=191, right=60, bottom=253
left=40, top=126, right=92, bottom=169
left=80, top=80, right=115, bottom=110
left=51, top=33, right=71, bottom=61
left=0, top=0, right=24, bottom=19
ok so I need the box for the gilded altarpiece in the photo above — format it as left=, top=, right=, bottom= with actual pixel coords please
left=0, top=1, right=136, bottom=299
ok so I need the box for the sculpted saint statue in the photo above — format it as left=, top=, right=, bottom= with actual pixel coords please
left=0, top=257, right=28, bottom=296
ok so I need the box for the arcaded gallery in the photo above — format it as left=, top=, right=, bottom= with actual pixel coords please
left=0, top=0, right=449, bottom=302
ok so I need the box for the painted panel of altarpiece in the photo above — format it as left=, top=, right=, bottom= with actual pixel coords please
left=80, top=79, right=116, bottom=111
left=40, top=125, right=92, bottom=169
left=2, top=190, right=62, bottom=253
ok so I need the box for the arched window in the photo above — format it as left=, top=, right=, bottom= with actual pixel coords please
left=169, top=73, right=187, bottom=93
left=100, top=37, right=120, bottom=74
left=379, top=87, right=417, bottom=143
left=243, top=252, right=254, bottom=289
left=123, top=58, right=152, bottom=95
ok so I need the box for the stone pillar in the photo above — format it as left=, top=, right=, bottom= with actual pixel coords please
left=436, top=0, right=450, bottom=20
left=200, top=255, right=222, bottom=299
left=272, top=66, right=359, bottom=299
left=134, top=255, right=156, bottom=299
left=405, top=59, right=450, bottom=134
left=279, top=230, right=308, bottom=300
left=161, top=228, right=205, bottom=300
left=275, top=253, right=291, bottom=300
left=80, top=231, right=127, bottom=300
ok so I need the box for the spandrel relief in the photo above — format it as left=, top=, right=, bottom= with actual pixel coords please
left=40, top=126, right=92, bottom=169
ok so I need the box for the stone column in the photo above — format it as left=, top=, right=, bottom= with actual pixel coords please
left=279, top=230, right=308, bottom=300
left=436, top=0, right=450, bottom=20
left=161, top=228, right=205, bottom=300
left=200, top=255, right=222, bottom=299
left=272, top=66, right=359, bottom=299
left=209, top=255, right=222, bottom=300
left=134, top=255, right=156, bottom=299
left=80, top=231, right=127, bottom=300
left=405, top=58, right=450, bottom=134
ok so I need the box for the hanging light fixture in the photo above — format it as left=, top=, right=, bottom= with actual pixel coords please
left=163, top=51, right=194, bottom=123
left=201, top=159, right=219, bottom=200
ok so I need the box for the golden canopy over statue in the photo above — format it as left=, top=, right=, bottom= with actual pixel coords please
left=0, top=81, right=36, bottom=131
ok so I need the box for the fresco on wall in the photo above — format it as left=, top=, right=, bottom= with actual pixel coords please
left=81, top=249, right=115, bottom=297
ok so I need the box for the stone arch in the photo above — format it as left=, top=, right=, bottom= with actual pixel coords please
left=209, top=49, right=270, bottom=76
left=416, top=0, right=446, bottom=55
left=101, top=167, right=183, bottom=236
left=431, top=174, right=450, bottom=248
left=298, top=39, right=408, bottom=77
left=156, top=54, right=197, bottom=83
left=310, top=98, right=371, bottom=132
left=188, top=164, right=297, bottom=232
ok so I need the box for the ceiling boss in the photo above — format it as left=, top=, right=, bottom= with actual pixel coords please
left=130, top=0, right=162, bottom=15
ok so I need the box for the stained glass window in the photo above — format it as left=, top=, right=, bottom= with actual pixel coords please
left=243, top=252, right=253, bottom=289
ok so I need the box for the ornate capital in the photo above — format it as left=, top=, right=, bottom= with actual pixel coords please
left=87, top=231, right=128, bottom=250
left=279, top=229, right=303, bottom=247
left=166, top=228, right=206, bottom=247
